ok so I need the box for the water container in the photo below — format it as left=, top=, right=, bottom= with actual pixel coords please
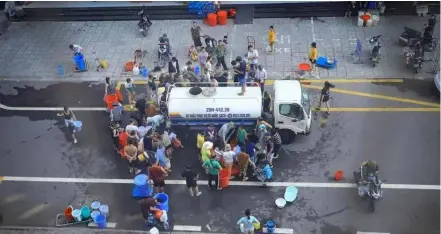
left=194, top=65, right=200, bottom=76
left=150, top=227, right=160, bottom=234
left=95, top=214, right=107, bottom=229
left=57, top=65, right=65, bottom=77
left=99, top=205, right=109, bottom=216
left=91, top=201, right=101, bottom=210
left=266, top=220, right=276, bottom=233
left=132, top=184, right=153, bottom=199
left=134, top=174, right=148, bottom=186
left=133, top=65, right=140, bottom=75
left=91, top=210, right=100, bottom=223
left=141, top=68, right=149, bottom=78
left=72, top=209, right=82, bottom=222
left=74, top=54, right=86, bottom=71
left=81, top=206, right=91, bottom=219
left=73, top=121, right=82, bottom=132
left=153, top=193, right=169, bottom=212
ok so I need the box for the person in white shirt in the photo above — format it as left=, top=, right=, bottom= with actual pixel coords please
left=205, top=56, right=213, bottom=74
left=222, top=144, right=235, bottom=179
left=255, top=65, right=267, bottom=93
left=69, top=44, right=83, bottom=56
left=247, top=45, right=259, bottom=71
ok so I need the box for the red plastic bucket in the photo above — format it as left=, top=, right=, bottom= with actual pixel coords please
left=207, top=13, right=217, bottom=26
left=334, top=170, right=344, bottom=181
left=64, top=205, right=74, bottom=221
left=298, top=63, right=311, bottom=71
left=231, top=164, right=240, bottom=177
left=104, top=94, right=118, bottom=110
left=217, top=10, right=228, bottom=25
left=219, top=169, right=230, bottom=188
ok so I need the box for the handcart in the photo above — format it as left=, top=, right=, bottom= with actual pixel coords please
left=316, top=57, right=337, bottom=69
left=55, top=213, right=92, bottom=227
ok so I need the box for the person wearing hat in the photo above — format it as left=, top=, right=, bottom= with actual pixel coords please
left=222, top=144, right=235, bottom=179
left=201, top=141, right=214, bottom=164
left=181, top=166, right=202, bottom=197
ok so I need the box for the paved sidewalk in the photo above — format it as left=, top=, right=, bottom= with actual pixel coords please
left=0, top=226, right=222, bottom=234
left=0, top=16, right=438, bottom=81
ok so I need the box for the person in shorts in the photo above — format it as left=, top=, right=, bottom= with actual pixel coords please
left=148, top=160, right=168, bottom=193
left=181, top=166, right=202, bottom=197
left=316, top=81, right=335, bottom=115
left=234, top=56, right=247, bottom=95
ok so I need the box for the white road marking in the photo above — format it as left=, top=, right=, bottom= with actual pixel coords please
left=0, top=103, right=106, bottom=111
left=273, top=228, right=295, bottom=234
left=173, top=225, right=202, bottom=231
left=311, top=17, right=316, bottom=41
left=2, top=176, right=440, bottom=190
left=357, top=232, right=390, bottom=234
left=88, top=222, right=117, bottom=228
left=229, top=24, right=237, bottom=63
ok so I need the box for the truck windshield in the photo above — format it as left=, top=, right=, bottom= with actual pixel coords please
left=301, top=88, right=310, bottom=114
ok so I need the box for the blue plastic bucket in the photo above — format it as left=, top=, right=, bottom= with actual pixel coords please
left=91, top=210, right=100, bottom=223
left=80, top=206, right=91, bottom=219
left=74, top=54, right=86, bottom=71
left=73, top=121, right=82, bottom=132
left=95, top=214, right=107, bottom=228
left=99, top=205, right=109, bottom=216
left=132, top=185, right=152, bottom=199
left=91, top=201, right=101, bottom=210
left=134, top=174, right=148, bottom=186
left=194, top=66, right=200, bottom=76
left=154, top=193, right=169, bottom=212
left=266, top=220, right=276, bottom=233
left=72, top=209, right=82, bottom=222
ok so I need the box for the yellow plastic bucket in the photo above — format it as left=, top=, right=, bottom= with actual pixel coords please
left=253, top=222, right=261, bottom=230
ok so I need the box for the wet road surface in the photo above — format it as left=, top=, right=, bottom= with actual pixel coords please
left=0, top=80, right=439, bottom=233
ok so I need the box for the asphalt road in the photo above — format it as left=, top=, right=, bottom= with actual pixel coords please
left=0, top=80, right=439, bottom=233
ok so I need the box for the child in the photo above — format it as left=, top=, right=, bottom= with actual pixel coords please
left=188, top=45, right=198, bottom=61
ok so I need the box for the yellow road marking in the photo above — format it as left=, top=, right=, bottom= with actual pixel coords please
left=0, top=176, right=3, bottom=183
left=305, top=85, right=441, bottom=108
left=314, top=107, right=440, bottom=112
left=116, top=79, right=404, bottom=90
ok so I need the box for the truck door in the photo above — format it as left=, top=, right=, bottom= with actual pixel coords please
left=276, top=102, right=308, bottom=133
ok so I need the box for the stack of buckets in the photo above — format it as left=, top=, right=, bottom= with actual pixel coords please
left=66, top=202, right=109, bottom=229
left=188, top=1, right=215, bottom=18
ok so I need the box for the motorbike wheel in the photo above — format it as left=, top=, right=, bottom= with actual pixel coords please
left=142, top=30, right=147, bottom=37
left=372, top=63, right=376, bottom=68
left=158, top=55, right=167, bottom=68
left=368, top=198, right=375, bottom=212
left=414, top=67, right=419, bottom=74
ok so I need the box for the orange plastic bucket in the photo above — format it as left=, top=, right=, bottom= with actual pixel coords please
left=207, top=13, right=217, bottom=26
left=298, top=63, right=311, bottom=71
left=64, top=206, right=74, bottom=221
left=219, top=169, right=230, bottom=188
left=104, top=94, right=118, bottom=110
left=217, top=10, right=228, bottom=25
left=125, top=61, right=134, bottom=71
left=154, top=210, right=163, bottom=219
left=119, top=132, right=128, bottom=159
left=334, top=170, right=344, bottom=181
left=360, top=14, right=371, bottom=21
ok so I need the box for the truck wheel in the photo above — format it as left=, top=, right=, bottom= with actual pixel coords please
left=279, top=129, right=295, bottom=144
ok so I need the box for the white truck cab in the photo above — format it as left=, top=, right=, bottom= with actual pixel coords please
left=272, top=80, right=312, bottom=144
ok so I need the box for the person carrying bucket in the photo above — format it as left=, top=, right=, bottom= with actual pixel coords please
left=140, top=197, right=160, bottom=222
left=237, top=209, right=260, bottom=234
left=57, top=107, right=78, bottom=144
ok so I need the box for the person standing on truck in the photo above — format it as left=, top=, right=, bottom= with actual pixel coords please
left=316, top=81, right=335, bottom=115
left=235, top=56, right=247, bottom=96
left=255, top=65, right=267, bottom=93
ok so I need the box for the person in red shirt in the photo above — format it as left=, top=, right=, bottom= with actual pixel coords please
left=148, top=160, right=168, bottom=194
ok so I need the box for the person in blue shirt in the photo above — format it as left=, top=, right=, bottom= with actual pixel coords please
left=245, top=139, right=257, bottom=163
left=234, top=56, right=247, bottom=96
left=155, top=147, right=171, bottom=173
left=237, top=209, right=260, bottom=234
left=233, top=142, right=243, bottom=162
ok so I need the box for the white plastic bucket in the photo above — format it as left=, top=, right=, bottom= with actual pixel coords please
left=99, top=205, right=109, bottom=216
left=72, top=209, right=82, bottom=222
left=91, top=210, right=100, bottom=223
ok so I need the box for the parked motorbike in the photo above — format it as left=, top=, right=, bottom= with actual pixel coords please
left=137, top=6, right=152, bottom=37
left=354, top=167, right=386, bottom=212
left=404, top=44, right=424, bottom=73
left=399, top=27, right=421, bottom=46
left=202, top=35, right=218, bottom=64
left=157, top=43, right=170, bottom=68
left=369, top=35, right=382, bottom=67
